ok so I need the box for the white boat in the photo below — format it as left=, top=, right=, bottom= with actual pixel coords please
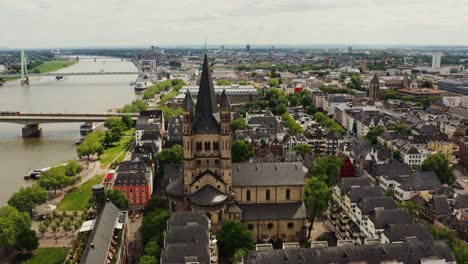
left=80, top=122, right=96, bottom=133
left=134, top=81, right=151, bottom=92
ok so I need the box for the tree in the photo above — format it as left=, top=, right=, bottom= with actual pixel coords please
left=38, top=167, right=71, bottom=194
left=0, top=206, right=34, bottom=250
left=51, top=224, right=58, bottom=235
left=105, top=189, right=129, bottom=210
left=121, top=115, right=134, bottom=129
left=268, top=78, right=279, bottom=88
left=230, top=118, right=250, bottom=132
left=365, top=126, right=385, bottom=144
left=421, top=153, right=455, bottom=185
left=14, top=228, right=39, bottom=252
left=304, top=176, right=331, bottom=238
left=348, top=73, right=363, bottom=91
left=64, top=160, right=84, bottom=176
left=139, top=255, right=158, bottom=264
left=387, top=123, right=411, bottom=135
left=292, top=144, right=312, bottom=157
left=231, top=141, right=255, bottom=163
left=282, top=112, right=304, bottom=135
left=77, top=131, right=104, bottom=159
left=218, top=220, right=254, bottom=258
left=379, top=89, right=398, bottom=100
left=140, top=209, right=170, bottom=246
left=7, top=185, right=48, bottom=214
left=393, top=149, right=403, bottom=161
left=156, top=145, right=183, bottom=175
left=312, top=155, right=344, bottom=186
left=104, top=117, right=126, bottom=131
left=39, top=223, right=47, bottom=236
left=231, top=248, right=248, bottom=264
left=139, top=240, right=161, bottom=264
left=421, top=80, right=433, bottom=88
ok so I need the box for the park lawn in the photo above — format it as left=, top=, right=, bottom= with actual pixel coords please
left=13, top=247, right=68, bottom=264
left=30, top=60, right=76, bottom=73
left=100, top=136, right=133, bottom=168
left=57, top=175, right=103, bottom=211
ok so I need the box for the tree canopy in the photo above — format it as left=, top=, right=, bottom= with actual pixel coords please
left=77, top=131, right=104, bottom=159
left=140, top=208, right=170, bottom=246
left=38, top=166, right=71, bottom=194
left=311, top=155, right=344, bottom=186
left=218, top=220, right=255, bottom=258
left=231, top=118, right=250, bottom=132
left=7, top=185, right=48, bottom=214
left=232, top=141, right=255, bottom=163
left=292, top=144, right=312, bottom=157
left=365, top=125, right=385, bottom=144
left=313, top=112, right=344, bottom=134
left=105, top=189, right=129, bottom=210
left=0, top=206, right=38, bottom=252
left=421, top=153, right=455, bottom=185
left=304, top=176, right=331, bottom=238
left=282, top=112, right=304, bottom=135
left=64, top=160, right=84, bottom=176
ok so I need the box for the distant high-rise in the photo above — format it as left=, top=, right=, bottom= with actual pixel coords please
left=220, top=45, right=224, bottom=53
left=246, top=44, right=251, bottom=52
left=432, top=52, right=442, bottom=69
left=348, top=46, right=352, bottom=53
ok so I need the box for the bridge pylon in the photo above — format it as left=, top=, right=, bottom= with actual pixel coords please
left=20, top=50, right=29, bottom=86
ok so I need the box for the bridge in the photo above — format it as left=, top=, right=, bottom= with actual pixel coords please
left=0, top=112, right=139, bottom=137
left=0, top=71, right=139, bottom=78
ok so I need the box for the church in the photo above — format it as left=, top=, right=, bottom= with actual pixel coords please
left=166, top=54, right=307, bottom=242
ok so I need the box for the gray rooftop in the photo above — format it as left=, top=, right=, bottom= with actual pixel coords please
left=339, top=177, right=372, bottom=194
left=238, top=202, right=307, bottom=221
left=347, top=186, right=383, bottom=203
left=232, top=162, right=306, bottom=187
left=384, top=223, right=433, bottom=243
left=357, top=196, right=397, bottom=216
left=370, top=208, right=413, bottom=229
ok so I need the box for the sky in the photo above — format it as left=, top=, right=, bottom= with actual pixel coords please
left=1, top=0, right=468, bottom=48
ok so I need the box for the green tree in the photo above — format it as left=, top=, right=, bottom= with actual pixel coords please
left=139, top=255, right=158, bottom=264
left=0, top=206, right=34, bottom=250
left=292, top=144, right=312, bottom=157
left=268, top=78, right=279, bottom=88
left=156, top=145, right=183, bottom=175
left=104, top=117, right=126, bottom=131
left=230, top=118, right=250, bottom=132
left=282, top=112, right=304, bottom=135
left=312, top=155, right=344, bottom=186
left=64, top=160, right=84, bottom=176
left=105, top=189, right=129, bottom=210
left=7, top=185, right=48, bottom=214
left=231, top=248, right=248, bottom=264
left=120, top=99, right=148, bottom=113
left=14, top=228, right=39, bottom=252
left=139, top=240, right=161, bottom=264
left=421, top=80, right=433, bottom=88
left=39, top=223, right=47, bottom=236
left=421, top=153, right=455, bottom=185
left=348, top=73, right=363, bottom=91
left=121, top=115, right=135, bottom=129
left=231, top=141, right=255, bottom=163
left=140, top=209, right=170, bottom=246
left=38, top=167, right=71, bottom=194
left=365, top=125, right=385, bottom=144
left=218, top=220, right=255, bottom=258
left=274, top=103, right=287, bottom=115
left=304, top=176, right=331, bottom=238
left=387, top=123, right=411, bottom=135
left=393, top=149, right=403, bottom=161
left=77, top=131, right=104, bottom=159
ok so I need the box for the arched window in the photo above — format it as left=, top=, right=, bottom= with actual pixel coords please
left=246, top=190, right=251, bottom=201
left=266, top=189, right=270, bottom=201
left=286, top=189, right=290, bottom=200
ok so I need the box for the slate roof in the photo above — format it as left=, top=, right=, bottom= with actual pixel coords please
left=384, top=223, right=433, bottom=243
left=167, top=116, right=183, bottom=141
left=232, top=162, right=306, bottom=187
left=166, top=176, right=183, bottom=197
left=193, top=54, right=220, bottom=134
left=113, top=172, right=148, bottom=186
left=135, top=116, right=161, bottom=131
left=164, top=225, right=209, bottom=245
left=80, top=202, right=121, bottom=264
left=347, top=186, right=383, bottom=203
left=243, top=240, right=455, bottom=264
left=370, top=74, right=380, bottom=85
left=140, top=110, right=163, bottom=119
left=140, top=130, right=161, bottom=141
left=167, top=212, right=210, bottom=228
left=190, top=184, right=227, bottom=206
left=116, top=160, right=148, bottom=173
left=357, top=196, right=397, bottom=216
left=428, top=195, right=451, bottom=215
left=238, top=202, right=307, bottom=221
left=247, top=115, right=278, bottom=128
left=368, top=161, right=411, bottom=181
left=369, top=208, right=413, bottom=229
left=399, top=171, right=442, bottom=191
left=161, top=243, right=211, bottom=264
left=183, top=90, right=194, bottom=111
left=339, top=177, right=372, bottom=194
left=455, top=194, right=468, bottom=209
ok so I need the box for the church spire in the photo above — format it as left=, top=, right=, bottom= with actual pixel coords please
left=195, top=54, right=219, bottom=116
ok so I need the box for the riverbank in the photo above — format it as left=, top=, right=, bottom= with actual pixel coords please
left=1, top=59, right=77, bottom=82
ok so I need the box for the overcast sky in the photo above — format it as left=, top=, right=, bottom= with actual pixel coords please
left=1, top=0, right=467, bottom=48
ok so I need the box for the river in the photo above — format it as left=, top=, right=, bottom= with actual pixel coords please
left=0, top=57, right=138, bottom=204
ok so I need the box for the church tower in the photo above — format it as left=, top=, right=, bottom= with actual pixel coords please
left=368, top=74, right=380, bottom=99
left=171, top=54, right=232, bottom=224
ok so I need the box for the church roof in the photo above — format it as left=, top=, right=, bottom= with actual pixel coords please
left=183, top=90, right=194, bottom=111
left=190, top=184, right=227, bottom=206
left=219, top=89, right=231, bottom=110
left=370, top=74, right=380, bottom=85
left=192, top=54, right=220, bottom=134
left=232, top=162, right=306, bottom=187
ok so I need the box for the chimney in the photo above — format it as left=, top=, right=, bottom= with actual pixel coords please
left=92, top=184, right=106, bottom=214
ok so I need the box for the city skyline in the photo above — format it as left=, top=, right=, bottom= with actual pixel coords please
left=1, top=0, right=468, bottom=48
